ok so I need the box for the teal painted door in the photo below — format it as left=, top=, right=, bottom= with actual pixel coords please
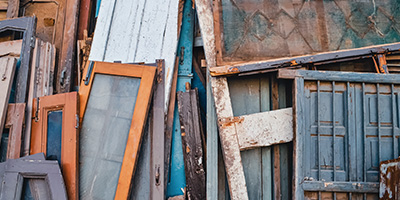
left=293, top=71, right=400, bottom=199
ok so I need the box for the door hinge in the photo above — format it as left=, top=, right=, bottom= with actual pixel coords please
left=75, top=114, right=79, bottom=129
left=84, top=61, right=94, bottom=85
left=34, top=97, right=40, bottom=122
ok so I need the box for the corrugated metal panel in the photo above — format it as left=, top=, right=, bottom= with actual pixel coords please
left=290, top=70, right=400, bottom=200
left=89, top=0, right=180, bottom=111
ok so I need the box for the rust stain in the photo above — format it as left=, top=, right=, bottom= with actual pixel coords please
left=186, top=146, right=190, bottom=153
left=380, top=158, right=400, bottom=199
left=218, top=116, right=244, bottom=127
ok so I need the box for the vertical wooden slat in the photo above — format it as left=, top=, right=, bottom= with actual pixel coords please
left=317, top=80, right=321, bottom=200
left=4, top=103, right=25, bottom=159
left=332, top=81, right=337, bottom=200
left=150, top=60, right=166, bottom=199
left=362, top=83, right=367, bottom=200
left=392, top=84, right=396, bottom=158
left=0, top=57, right=16, bottom=135
left=271, top=75, right=281, bottom=200
left=377, top=84, right=382, bottom=163
left=346, top=82, right=350, bottom=182
left=6, top=0, right=18, bottom=18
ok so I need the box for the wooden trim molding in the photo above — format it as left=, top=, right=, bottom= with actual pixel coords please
left=4, top=103, right=25, bottom=159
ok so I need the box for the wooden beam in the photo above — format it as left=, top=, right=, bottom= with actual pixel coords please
left=0, top=57, right=16, bottom=137
left=0, top=40, right=22, bottom=56
left=271, top=76, right=281, bottom=200
left=302, top=181, right=378, bottom=193
left=211, top=76, right=248, bottom=200
left=150, top=60, right=166, bottom=199
left=6, top=0, right=18, bottom=18
left=234, top=108, right=293, bottom=150
left=177, top=88, right=206, bottom=200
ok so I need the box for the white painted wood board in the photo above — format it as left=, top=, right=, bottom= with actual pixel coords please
left=89, top=0, right=180, bottom=111
left=0, top=40, right=22, bottom=57
left=235, top=108, right=293, bottom=150
left=0, top=57, right=16, bottom=135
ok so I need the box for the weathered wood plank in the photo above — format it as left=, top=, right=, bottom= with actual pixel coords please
left=4, top=103, right=25, bottom=159
left=0, top=57, right=16, bottom=137
left=302, top=181, right=379, bottom=193
left=150, top=60, right=166, bottom=199
left=211, top=76, right=248, bottom=200
left=271, top=75, right=281, bottom=200
left=0, top=40, right=22, bottom=56
left=6, top=0, right=18, bottom=18
left=278, top=69, right=400, bottom=83
left=235, top=108, right=293, bottom=150
left=177, top=88, right=206, bottom=200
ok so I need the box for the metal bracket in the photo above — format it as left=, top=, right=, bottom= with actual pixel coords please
left=34, top=97, right=40, bottom=122
left=84, top=61, right=94, bottom=85
left=75, top=114, right=79, bottom=129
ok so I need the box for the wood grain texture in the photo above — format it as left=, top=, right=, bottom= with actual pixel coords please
left=177, top=89, right=206, bottom=200
left=6, top=0, right=18, bottom=18
left=4, top=103, right=25, bottom=159
left=211, top=76, right=248, bottom=200
left=79, top=61, right=156, bottom=200
left=235, top=108, right=293, bottom=150
left=89, top=0, right=179, bottom=112
left=0, top=57, right=16, bottom=138
left=150, top=60, right=166, bottom=199
left=272, top=76, right=281, bottom=200
left=30, top=92, right=79, bottom=200
left=0, top=40, right=22, bottom=56
left=23, top=39, right=55, bottom=156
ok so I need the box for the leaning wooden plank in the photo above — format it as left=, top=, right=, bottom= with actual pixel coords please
left=0, top=57, right=16, bottom=137
left=6, top=0, right=18, bottom=18
left=177, top=88, right=206, bottom=200
left=235, top=108, right=293, bottom=150
left=150, top=60, right=166, bottom=199
left=4, top=103, right=25, bottom=159
left=0, top=40, right=22, bottom=57
left=0, top=17, right=36, bottom=103
left=380, top=158, right=400, bottom=199
left=211, top=76, right=248, bottom=200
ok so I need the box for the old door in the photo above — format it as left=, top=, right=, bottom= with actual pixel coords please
left=279, top=69, right=400, bottom=199
left=30, top=92, right=78, bottom=200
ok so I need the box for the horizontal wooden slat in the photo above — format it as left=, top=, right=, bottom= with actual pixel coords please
left=0, top=40, right=22, bottom=57
left=278, top=69, right=400, bottom=84
left=235, top=108, right=293, bottom=150
left=302, top=181, right=379, bottom=193
left=0, top=2, right=8, bottom=10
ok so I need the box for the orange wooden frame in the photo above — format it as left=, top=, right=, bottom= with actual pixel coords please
left=4, top=103, right=25, bottom=159
left=79, top=61, right=156, bottom=200
left=30, top=92, right=79, bottom=200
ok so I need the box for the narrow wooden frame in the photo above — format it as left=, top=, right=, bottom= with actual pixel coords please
left=4, top=103, right=25, bottom=159
left=79, top=61, right=156, bottom=200
left=210, top=75, right=293, bottom=200
left=0, top=16, right=36, bottom=103
left=30, top=92, right=78, bottom=200
left=0, top=153, right=68, bottom=200
left=0, top=57, right=17, bottom=135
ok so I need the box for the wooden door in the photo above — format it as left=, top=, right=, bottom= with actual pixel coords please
left=79, top=61, right=156, bottom=200
left=30, top=92, right=79, bottom=200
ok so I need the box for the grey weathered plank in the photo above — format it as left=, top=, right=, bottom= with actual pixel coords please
left=302, top=181, right=379, bottom=193
left=177, top=88, right=206, bottom=200
left=0, top=57, right=16, bottom=137
left=150, top=60, right=166, bottom=199
left=0, top=40, right=21, bottom=56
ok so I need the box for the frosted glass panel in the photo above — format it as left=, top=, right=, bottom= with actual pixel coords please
left=79, top=74, right=141, bottom=199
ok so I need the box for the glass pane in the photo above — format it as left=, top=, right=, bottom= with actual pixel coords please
left=79, top=74, right=141, bottom=199
left=0, top=129, right=9, bottom=162
left=46, top=110, right=63, bottom=164
left=21, top=178, right=50, bottom=200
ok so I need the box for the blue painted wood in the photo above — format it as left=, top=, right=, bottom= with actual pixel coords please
left=293, top=70, right=400, bottom=198
left=167, top=0, right=194, bottom=197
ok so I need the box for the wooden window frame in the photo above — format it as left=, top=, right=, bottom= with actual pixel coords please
left=4, top=103, right=25, bottom=159
left=0, top=57, right=17, bottom=136
left=210, top=75, right=293, bottom=200
left=30, top=92, right=78, bottom=200
left=0, top=153, right=68, bottom=200
left=0, top=16, right=36, bottom=103
left=79, top=61, right=156, bottom=200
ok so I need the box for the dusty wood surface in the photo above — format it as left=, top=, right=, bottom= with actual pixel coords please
left=177, top=88, right=206, bottom=200
left=271, top=76, right=281, bottom=200
left=0, top=57, right=16, bottom=138
left=235, top=108, right=293, bottom=150
left=211, top=76, right=249, bottom=200
left=150, top=60, right=166, bottom=199
left=380, top=158, right=400, bottom=199
left=30, top=92, right=79, bottom=200
left=0, top=40, right=22, bottom=57
left=4, top=103, right=25, bottom=159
